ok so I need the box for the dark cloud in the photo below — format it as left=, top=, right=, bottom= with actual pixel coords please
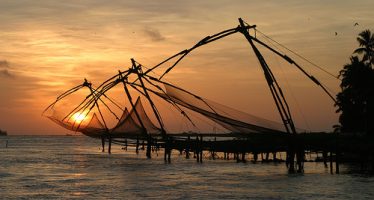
left=0, top=60, right=9, bottom=68
left=143, top=27, right=165, bottom=42
left=0, top=69, right=15, bottom=79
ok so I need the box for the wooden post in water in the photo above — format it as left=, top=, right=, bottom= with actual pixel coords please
left=199, top=135, right=203, bottom=163
left=163, top=136, right=171, bottom=163
left=287, top=136, right=296, bottom=173
left=330, top=151, right=334, bottom=174
left=323, top=151, right=328, bottom=167
left=372, top=152, right=374, bottom=172
left=212, top=137, right=216, bottom=160
left=186, top=136, right=190, bottom=159
left=336, top=154, right=340, bottom=174
left=146, top=135, right=152, bottom=159
left=136, top=136, right=139, bottom=154
left=335, top=133, right=340, bottom=174
left=124, top=139, right=128, bottom=151
left=296, top=149, right=304, bottom=173
left=168, top=137, right=172, bottom=163
left=168, top=148, right=171, bottom=163
left=241, top=152, right=246, bottom=163
left=108, top=135, right=112, bottom=154
left=154, top=138, right=158, bottom=153
left=195, top=136, right=199, bottom=162
left=253, top=152, right=258, bottom=162
left=101, top=136, right=105, bottom=153
left=163, top=137, right=171, bottom=163
left=295, top=141, right=305, bottom=173
left=164, top=139, right=167, bottom=162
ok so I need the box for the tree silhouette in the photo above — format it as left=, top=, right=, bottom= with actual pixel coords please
left=353, top=29, right=374, bottom=65
left=336, top=30, right=374, bottom=134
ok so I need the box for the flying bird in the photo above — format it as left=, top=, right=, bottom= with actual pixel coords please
left=354, top=22, right=359, bottom=26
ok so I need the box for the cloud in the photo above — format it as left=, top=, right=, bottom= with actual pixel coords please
left=143, top=27, right=166, bottom=42
left=0, top=60, right=9, bottom=68
left=0, top=60, right=15, bottom=78
left=0, top=69, right=15, bottom=79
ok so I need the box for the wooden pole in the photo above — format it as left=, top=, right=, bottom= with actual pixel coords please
left=136, top=136, right=139, bottom=154
left=124, top=139, right=128, bottom=151
left=265, top=152, right=270, bottom=161
left=168, top=147, right=171, bottom=163
left=186, top=136, right=190, bottom=159
left=101, top=136, right=105, bottom=153
left=330, top=151, right=333, bottom=174
left=323, top=151, right=328, bottom=167
left=108, top=135, right=112, bottom=154
left=164, top=136, right=171, bottom=163
left=199, top=135, right=203, bottom=163
left=196, top=136, right=200, bottom=162
left=336, top=133, right=340, bottom=174
left=146, top=135, right=152, bottom=159
left=253, top=152, right=258, bottom=162
left=164, top=140, right=167, bottom=162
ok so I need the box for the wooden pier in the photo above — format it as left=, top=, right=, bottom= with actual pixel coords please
left=106, top=132, right=374, bottom=173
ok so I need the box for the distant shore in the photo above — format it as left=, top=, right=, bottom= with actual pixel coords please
left=0, top=129, right=7, bottom=136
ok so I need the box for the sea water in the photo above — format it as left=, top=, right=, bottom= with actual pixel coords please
left=1, top=135, right=374, bottom=199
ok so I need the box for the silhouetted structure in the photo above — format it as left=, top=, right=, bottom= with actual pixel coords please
left=44, top=19, right=374, bottom=173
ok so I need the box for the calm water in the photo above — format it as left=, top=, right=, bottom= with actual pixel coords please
left=0, top=136, right=373, bottom=199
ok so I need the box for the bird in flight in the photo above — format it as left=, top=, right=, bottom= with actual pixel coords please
left=354, top=22, right=359, bottom=26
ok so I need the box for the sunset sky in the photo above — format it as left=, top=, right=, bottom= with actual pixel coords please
left=1, top=0, right=373, bottom=134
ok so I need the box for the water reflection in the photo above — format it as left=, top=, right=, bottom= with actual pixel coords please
left=1, top=136, right=374, bottom=199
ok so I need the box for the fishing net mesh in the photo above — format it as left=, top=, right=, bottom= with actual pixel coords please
left=159, top=84, right=287, bottom=134
left=111, top=98, right=162, bottom=135
left=45, top=93, right=161, bottom=137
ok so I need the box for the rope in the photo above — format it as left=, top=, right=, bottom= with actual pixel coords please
left=254, top=28, right=340, bottom=80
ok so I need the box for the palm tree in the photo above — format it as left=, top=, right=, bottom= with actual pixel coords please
left=336, top=30, right=374, bottom=134
left=336, top=56, right=374, bottom=134
left=353, top=29, right=374, bottom=65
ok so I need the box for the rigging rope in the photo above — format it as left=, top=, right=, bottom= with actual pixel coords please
left=257, top=28, right=338, bottom=96
left=252, top=27, right=341, bottom=80
left=266, top=43, right=311, bottom=131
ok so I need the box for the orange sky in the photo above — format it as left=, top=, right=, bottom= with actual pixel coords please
left=1, top=0, right=373, bottom=134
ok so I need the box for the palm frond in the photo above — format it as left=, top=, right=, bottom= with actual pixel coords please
left=353, top=47, right=365, bottom=54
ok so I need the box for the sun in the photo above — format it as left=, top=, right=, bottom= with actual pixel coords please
left=72, top=112, right=87, bottom=123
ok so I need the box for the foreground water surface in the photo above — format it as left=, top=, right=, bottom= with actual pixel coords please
left=0, top=135, right=373, bottom=199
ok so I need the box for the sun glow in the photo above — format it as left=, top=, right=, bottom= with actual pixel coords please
left=72, top=112, right=87, bottom=123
